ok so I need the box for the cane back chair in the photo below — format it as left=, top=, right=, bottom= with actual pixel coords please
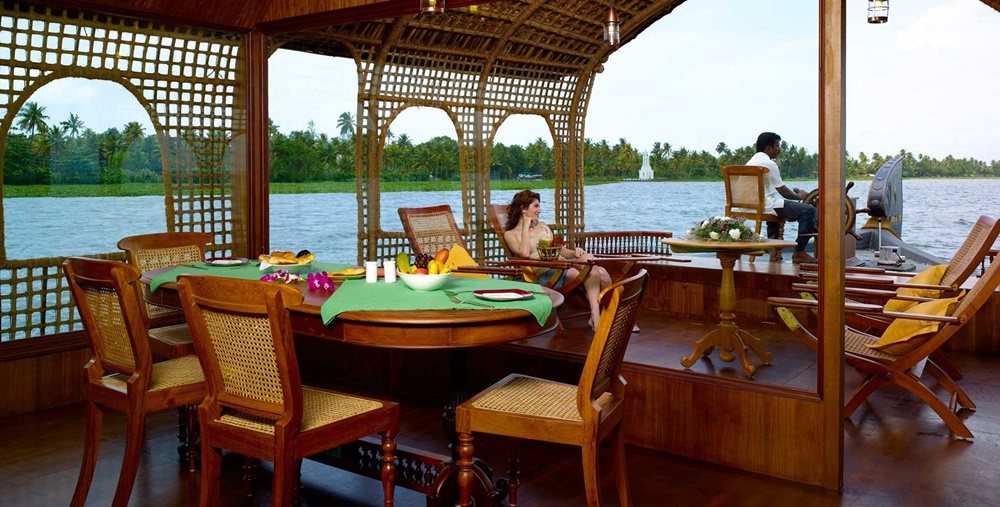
left=63, top=257, right=206, bottom=507
left=721, top=165, right=787, bottom=262
left=118, top=231, right=214, bottom=358
left=177, top=275, right=399, bottom=506
left=397, top=204, right=522, bottom=277
left=455, top=269, right=648, bottom=506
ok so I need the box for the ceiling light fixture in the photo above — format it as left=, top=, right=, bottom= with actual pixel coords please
left=420, top=0, right=445, bottom=14
left=867, top=0, right=889, bottom=24
left=604, top=7, right=620, bottom=46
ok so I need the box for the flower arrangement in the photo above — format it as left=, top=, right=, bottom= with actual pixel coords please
left=307, top=271, right=336, bottom=292
left=687, top=216, right=764, bottom=242
left=260, top=270, right=302, bottom=284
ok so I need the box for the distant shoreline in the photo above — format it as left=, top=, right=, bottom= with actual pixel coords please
left=4, top=176, right=997, bottom=198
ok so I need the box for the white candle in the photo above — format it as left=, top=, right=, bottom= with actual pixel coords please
left=365, top=261, right=378, bottom=283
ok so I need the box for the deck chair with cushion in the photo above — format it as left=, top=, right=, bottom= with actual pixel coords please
left=768, top=252, right=1000, bottom=438
left=64, top=257, right=206, bottom=507
left=786, top=215, right=1000, bottom=377
left=455, top=269, right=648, bottom=506
left=177, top=275, right=399, bottom=506
left=397, top=204, right=521, bottom=278
left=118, top=231, right=214, bottom=358
left=721, top=165, right=786, bottom=262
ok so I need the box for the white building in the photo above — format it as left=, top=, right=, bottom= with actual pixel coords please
left=638, top=151, right=654, bottom=180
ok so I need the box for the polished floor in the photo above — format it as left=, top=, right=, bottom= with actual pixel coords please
left=2, top=317, right=999, bottom=506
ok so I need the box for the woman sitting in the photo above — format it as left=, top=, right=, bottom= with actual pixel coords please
left=503, top=189, right=611, bottom=330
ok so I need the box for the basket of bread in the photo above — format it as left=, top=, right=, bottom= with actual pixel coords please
left=258, top=249, right=315, bottom=271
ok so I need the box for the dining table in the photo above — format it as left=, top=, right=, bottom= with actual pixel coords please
left=662, top=237, right=796, bottom=377
left=141, top=260, right=562, bottom=506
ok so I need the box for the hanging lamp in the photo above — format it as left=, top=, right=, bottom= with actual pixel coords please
left=867, top=0, right=888, bottom=24
left=420, top=0, right=445, bottom=14
left=604, top=7, right=620, bottom=46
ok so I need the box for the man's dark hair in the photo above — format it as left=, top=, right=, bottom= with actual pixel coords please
left=756, top=132, right=781, bottom=152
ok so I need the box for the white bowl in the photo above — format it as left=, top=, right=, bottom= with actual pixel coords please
left=397, top=271, right=451, bottom=291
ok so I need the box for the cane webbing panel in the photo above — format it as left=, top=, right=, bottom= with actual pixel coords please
left=0, top=2, right=245, bottom=342
left=590, top=286, right=641, bottom=401
left=471, top=374, right=612, bottom=422
left=218, top=387, right=383, bottom=435
left=202, top=307, right=284, bottom=406
left=102, top=354, right=204, bottom=392
left=405, top=210, right=463, bottom=255
left=132, top=246, right=203, bottom=272
left=147, top=323, right=193, bottom=347
left=81, top=284, right=135, bottom=369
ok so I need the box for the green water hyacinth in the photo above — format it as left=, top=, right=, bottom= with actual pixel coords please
left=687, top=216, right=765, bottom=243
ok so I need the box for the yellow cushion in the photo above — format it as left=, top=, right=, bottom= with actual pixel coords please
left=445, top=244, right=488, bottom=278
left=882, top=264, right=947, bottom=313
left=867, top=294, right=962, bottom=355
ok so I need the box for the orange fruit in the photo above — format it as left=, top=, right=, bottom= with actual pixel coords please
left=415, top=268, right=429, bottom=275
left=434, top=248, right=450, bottom=264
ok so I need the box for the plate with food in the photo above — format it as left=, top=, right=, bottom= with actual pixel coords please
left=473, top=288, right=535, bottom=301
left=258, top=250, right=316, bottom=271
left=326, top=267, right=367, bottom=281
left=205, top=256, right=249, bottom=266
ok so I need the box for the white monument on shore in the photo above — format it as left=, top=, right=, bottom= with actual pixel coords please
left=638, top=150, right=654, bottom=180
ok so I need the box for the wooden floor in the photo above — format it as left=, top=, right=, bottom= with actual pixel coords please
left=4, top=311, right=1000, bottom=506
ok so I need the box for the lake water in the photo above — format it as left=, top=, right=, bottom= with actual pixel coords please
left=4, top=179, right=998, bottom=262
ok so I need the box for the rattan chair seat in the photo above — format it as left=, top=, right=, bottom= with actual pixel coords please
left=147, top=323, right=193, bottom=347
left=845, top=328, right=930, bottom=363
left=219, top=388, right=385, bottom=434
left=471, top=374, right=611, bottom=422
left=101, top=355, right=205, bottom=392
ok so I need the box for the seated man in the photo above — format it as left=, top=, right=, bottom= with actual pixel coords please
left=746, top=131, right=818, bottom=264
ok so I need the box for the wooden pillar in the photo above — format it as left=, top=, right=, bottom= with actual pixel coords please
left=818, top=0, right=846, bottom=491
left=246, top=28, right=270, bottom=257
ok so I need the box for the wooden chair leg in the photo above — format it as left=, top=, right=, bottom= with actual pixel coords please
left=381, top=431, right=397, bottom=506
left=507, top=437, right=520, bottom=507
left=111, top=409, right=147, bottom=507
left=272, top=450, right=297, bottom=507
left=243, top=455, right=256, bottom=498
left=844, top=374, right=887, bottom=418
left=70, top=400, right=104, bottom=507
left=581, top=440, right=601, bottom=507
left=894, top=372, right=974, bottom=438
left=184, top=405, right=199, bottom=472
left=200, top=444, right=221, bottom=507
left=457, top=433, right=475, bottom=507
left=930, top=349, right=963, bottom=379
left=925, top=361, right=975, bottom=410
left=610, top=424, right=632, bottom=507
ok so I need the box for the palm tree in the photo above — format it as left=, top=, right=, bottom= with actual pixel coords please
left=123, top=122, right=145, bottom=144
left=61, top=113, right=84, bottom=138
left=337, top=112, right=356, bottom=138
left=16, top=102, right=49, bottom=137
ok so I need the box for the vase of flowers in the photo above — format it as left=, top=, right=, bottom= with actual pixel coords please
left=688, top=216, right=764, bottom=243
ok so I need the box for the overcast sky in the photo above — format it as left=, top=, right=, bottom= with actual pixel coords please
left=26, top=0, right=1000, bottom=162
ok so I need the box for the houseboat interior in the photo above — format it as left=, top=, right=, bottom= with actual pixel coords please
left=2, top=0, right=1000, bottom=506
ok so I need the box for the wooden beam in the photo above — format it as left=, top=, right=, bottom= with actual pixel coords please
left=246, top=28, right=270, bottom=256
left=817, top=0, right=846, bottom=491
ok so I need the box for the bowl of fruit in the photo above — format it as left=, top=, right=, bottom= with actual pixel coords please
left=396, top=251, right=453, bottom=291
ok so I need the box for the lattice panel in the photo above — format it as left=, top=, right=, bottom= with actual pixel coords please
left=0, top=2, right=244, bottom=341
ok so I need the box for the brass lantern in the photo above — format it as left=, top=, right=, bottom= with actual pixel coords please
left=867, top=0, right=889, bottom=24
left=604, top=8, right=620, bottom=46
left=420, top=0, right=445, bottom=14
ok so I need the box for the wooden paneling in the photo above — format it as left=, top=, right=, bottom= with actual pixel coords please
left=622, top=367, right=825, bottom=485
left=0, top=349, right=88, bottom=418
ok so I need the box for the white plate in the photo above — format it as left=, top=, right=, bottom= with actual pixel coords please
left=205, top=257, right=249, bottom=266
left=473, top=289, right=535, bottom=301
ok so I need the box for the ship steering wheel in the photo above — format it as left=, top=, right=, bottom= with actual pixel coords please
left=801, top=185, right=858, bottom=235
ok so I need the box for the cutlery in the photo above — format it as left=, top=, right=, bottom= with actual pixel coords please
left=444, top=291, right=494, bottom=309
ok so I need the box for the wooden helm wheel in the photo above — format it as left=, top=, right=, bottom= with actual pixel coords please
left=802, top=188, right=857, bottom=232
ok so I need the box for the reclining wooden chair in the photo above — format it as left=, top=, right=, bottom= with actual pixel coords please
left=177, top=275, right=399, bottom=506
left=455, top=269, right=648, bottom=506
left=787, top=215, right=1000, bottom=378
left=397, top=204, right=521, bottom=277
left=64, top=257, right=206, bottom=507
left=768, top=251, right=1000, bottom=438
left=721, top=165, right=786, bottom=262
left=118, top=231, right=214, bottom=358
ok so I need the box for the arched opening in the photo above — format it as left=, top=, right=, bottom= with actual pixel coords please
left=2, top=77, right=165, bottom=260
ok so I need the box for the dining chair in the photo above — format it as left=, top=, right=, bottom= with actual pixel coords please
left=455, top=269, right=648, bottom=506
left=176, top=275, right=400, bottom=507
left=770, top=252, right=1000, bottom=438
left=118, top=231, right=214, bottom=358
left=63, top=257, right=206, bottom=507
left=720, top=165, right=787, bottom=262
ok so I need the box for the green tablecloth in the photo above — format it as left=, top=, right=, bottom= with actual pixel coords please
left=149, top=261, right=349, bottom=291
left=320, top=277, right=552, bottom=326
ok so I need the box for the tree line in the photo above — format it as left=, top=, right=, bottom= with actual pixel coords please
left=5, top=104, right=1000, bottom=186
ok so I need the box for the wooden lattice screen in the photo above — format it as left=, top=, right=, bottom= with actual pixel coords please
left=276, top=0, right=686, bottom=265
left=0, top=1, right=246, bottom=341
